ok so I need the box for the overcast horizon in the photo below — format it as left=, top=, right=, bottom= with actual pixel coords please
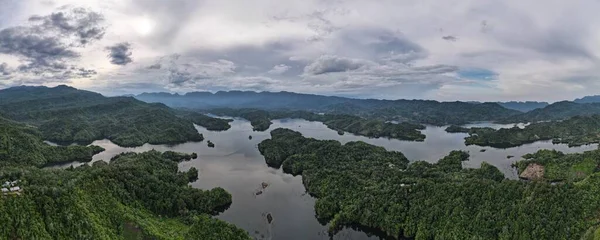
left=2, top=0, right=600, bottom=101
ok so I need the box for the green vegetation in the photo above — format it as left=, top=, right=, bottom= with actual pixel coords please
left=444, top=125, right=470, bottom=133
left=207, top=141, right=215, bottom=148
left=500, top=101, right=600, bottom=123
left=0, top=116, right=104, bottom=167
left=137, top=91, right=522, bottom=125
left=209, top=109, right=272, bottom=131
left=178, top=111, right=232, bottom=131
left=0, top=85, right=205, bottom=147
left=161, top=151, right=198, bottom=162
left=463, top=115, right=600, bottom=147
left=514, top=149, right=600, bottom=182
left=0, top=150, right=251, bottom=239
left=209, top=108, right=426, bottom=141
left=259, top=128, right=600, bottom=239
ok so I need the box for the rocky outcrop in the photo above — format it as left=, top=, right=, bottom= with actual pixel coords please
left=519, top=163, right=544, bottom=180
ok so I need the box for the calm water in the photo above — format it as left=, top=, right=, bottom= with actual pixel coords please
left=48, top=118, right=598, bottom=239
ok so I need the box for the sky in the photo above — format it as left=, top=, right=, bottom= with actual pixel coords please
left=1, top=0, right=600, bottom=102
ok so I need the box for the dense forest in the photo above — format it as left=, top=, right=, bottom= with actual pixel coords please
left=496, top=101, right=549, bottom=112
left=258, top=128, right=600, bottom=239
left=459, top=115, right=600, bottom=147
left=0, top=150, right=251, bottom=239
left=208, top=108, right=426, bottom=141
left=136, top=91, right=521, bottom=125
left=177, top=110, right=233, bottom=131
left=499, top=101, right=600, bottom=123
left=0, top=90, right=251, bottom=239
left=444, top=125, right=471, bottom=133
left=513, top=149, right=600, bottom=182
left=0, top=116, right=104, bottom=167
left=0, top=86, right=230, bottom=147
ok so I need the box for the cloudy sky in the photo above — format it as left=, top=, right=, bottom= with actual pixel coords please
left=1, top=0, right=600, bottom=101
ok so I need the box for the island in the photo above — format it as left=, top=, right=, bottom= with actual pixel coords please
left=258, top=128, right=600, bottom=239
left=208, top=108, right=426, bottom=141
left=444, top=125, right=470, bottom=133
left=461, top=115, right=600, bottom=147
left=179, top=110, right=233, bottom=131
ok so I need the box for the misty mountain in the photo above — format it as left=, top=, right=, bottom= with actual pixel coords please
left=496, top=101, right=549, bottom=112
left=499, top=101, right=600, bottom=123
left=574, top=95, right=600, bottom=103
left=0, top=85, right=204, bottom=147
left=136, top=91, right=522, bottom=125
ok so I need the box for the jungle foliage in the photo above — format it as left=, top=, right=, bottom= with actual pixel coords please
left=0, top=85, right=227, bottom=147
left=462, top=115, right=600, bottom=147
left=0, top=151, right=251, bottom=240
left=209, top=108, right=426, bottom=141
left=258, top=128, right=600, bottom=239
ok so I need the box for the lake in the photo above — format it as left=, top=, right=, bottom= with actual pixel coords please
left=48, top=118, right=599, bottom=240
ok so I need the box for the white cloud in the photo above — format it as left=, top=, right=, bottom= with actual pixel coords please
left=2, top=0, right=600, bottom=101
left=267, top=64, right=291, bottom=75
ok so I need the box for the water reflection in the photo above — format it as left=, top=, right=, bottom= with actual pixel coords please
left=44, top=118, right=599, bottom=239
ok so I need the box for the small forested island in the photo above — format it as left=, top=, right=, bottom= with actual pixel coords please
left=258, top=128, right=600, bottom=239
left=208, top=108, right=272, bottom=131
left=0, top=86, right=229, bottom=147
left=444, top=125, right=470, bottom=133
left=207, top=140, right=215, bottom=148
left=462, top=115, right=600, bottom=147
left=178, top=110, right=233, bottom=131
left=209, top=108, right=426, bottom=141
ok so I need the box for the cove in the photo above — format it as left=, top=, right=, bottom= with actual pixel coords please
left=45, top=118, right=599, bottom=239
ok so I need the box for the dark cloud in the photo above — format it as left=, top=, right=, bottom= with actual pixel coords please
left=333, top=28, right=427, bottom=64
left=168, top=69, right=192, bottom=86
left=412, top=65, right=459, bottom=74
left=28, top=7, right=106, bottom=46
left=0, top=63, right=11, bottom=75
left=0, top=6, right=105, bottom=79
left=0, top=27, right=78, bottom=61
left=160, top=58, right=236, bottom=86
left=147, top=63, right=161, bottom=69
left=105, top=42, right=133, bottom=65
left=480, top=20, right=492, bottom=33
left=442, top=35, right=457, bottom=41
left=303, top=55, right=370, bottom=75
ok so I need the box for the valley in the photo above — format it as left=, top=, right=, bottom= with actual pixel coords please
left=2, top=86, right=600, bottom=239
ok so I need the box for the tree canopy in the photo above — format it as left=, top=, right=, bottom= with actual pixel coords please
left=258, top=128, right=600, bottom=239
left=0, top=150, right=251, bottom=239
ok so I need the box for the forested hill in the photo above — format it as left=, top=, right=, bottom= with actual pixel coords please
left=0, top=116, right=104, bottom=167
left=258, top=128, right=600, bottom=239
left=136, top=91, right=521, bottom=125
left=0, top=149, right=251, bottom=239
left=574, top=95, right=600, bottom=103
left=0, top=85, right=223, bottom=147
left=496, top=101, right=549, bottom=112
left=499, top=101, right=600, bottom=123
